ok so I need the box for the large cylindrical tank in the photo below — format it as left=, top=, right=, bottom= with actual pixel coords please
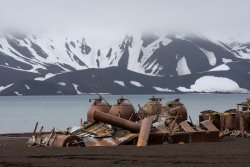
left=220, top=109, right=238, bottom=131
left=87, top=98, right=110, bottom=123
left=199, top=110, right=221, bottom=130
left=164, top=98, right=187, bottom=124
left=109, top=97, right=136, bottom=122
left=237, top=112, right=250, bottom=133
left=141, top=96, right=163, bottom=116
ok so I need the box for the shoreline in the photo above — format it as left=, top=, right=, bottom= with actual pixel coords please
left=0, top=136, right=249, bottom=167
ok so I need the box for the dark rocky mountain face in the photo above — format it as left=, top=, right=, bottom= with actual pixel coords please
left=0, top=31, right=249, bottom=95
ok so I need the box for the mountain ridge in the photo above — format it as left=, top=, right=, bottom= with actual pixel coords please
left=0, top=31, right=249, bottom=95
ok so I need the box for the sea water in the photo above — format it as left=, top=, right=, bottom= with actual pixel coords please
left=0, top=94, right=248, bottom=134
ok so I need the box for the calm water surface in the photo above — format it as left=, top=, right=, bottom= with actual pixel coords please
left=0, top=94, right=248, bottom=133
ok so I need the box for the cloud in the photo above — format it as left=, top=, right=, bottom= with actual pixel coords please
left=0, top=0, right=249, bottom=42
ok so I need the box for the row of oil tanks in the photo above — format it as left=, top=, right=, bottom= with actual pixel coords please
left=199, top=102, right=250, bottom=136
left=26, top=96, right=190, bottom=147
left=87, top=96, right=188, bottom=126
left=88, top=95, right=250, bottom=137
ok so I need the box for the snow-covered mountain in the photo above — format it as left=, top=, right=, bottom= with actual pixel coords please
left=0, top=31, right=249, bottom=95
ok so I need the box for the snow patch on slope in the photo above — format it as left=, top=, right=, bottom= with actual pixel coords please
left=130, top=81, right=144, bottom=87
left=176, top=57, right=191, bottom=76
left=153, top=86, right=174, bottom=92
left=72, top=83, right=84, bottom=95
left=14, top=92, right=23, bottom=96
left=34, top=73, right=56, bottom=81
left=114, top=80, right=126, bottom=87
left=58, top=82, right=66, bottom=86
left=214, top=41, right=250, bottom=60
left=0, top=83, right=13, bottom=93
left=136, top=35, right=172, bottom=76
left=25, top=84, right=30, bottom=90
left=222, top=58, right=233, bottom=63
left=177, top=76, right=248, bottom=93
left=199, top=48, right=216, bottom=66
left=209, top=64, right=230, bottom=71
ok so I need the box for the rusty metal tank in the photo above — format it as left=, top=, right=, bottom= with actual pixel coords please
left=141, top=96, right=163, bottom=116
left=220, top=109, right=238, bottom=131
left=238, top=111, right=250, bottom=133
left=109, top=97, right=136, bottom=122
left=236, top=102, right=250, bottom=132
left=164, top=98, right=187, bottom=124
left=87, top=97, right=110, bottom=123
left=199, top=110, right=221, bottom=130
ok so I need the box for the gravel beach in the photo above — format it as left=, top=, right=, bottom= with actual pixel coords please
left=0, top=134, right=249, bottom=167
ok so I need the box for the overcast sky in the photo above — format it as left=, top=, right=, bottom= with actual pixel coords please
left=0, top=0, right=249, bottom=42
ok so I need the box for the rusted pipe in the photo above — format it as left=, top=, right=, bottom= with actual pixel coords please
left=37, top=126, right=43, bottom=137
left=137, top=117, right=153, bottom=147
left=45, top=128, right=55, bottom=147
left=33, top=122, right=38, bottom=135
left=171, top=113, right=179, bottom=130
left=93, top=110, right=141, bottom=132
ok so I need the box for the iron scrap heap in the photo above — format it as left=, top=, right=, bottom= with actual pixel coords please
left=26, top=96, right=249, bottom=147
left=200, top=97, right=250, bottom=139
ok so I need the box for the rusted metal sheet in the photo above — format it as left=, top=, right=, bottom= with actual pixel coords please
left=27, top=134, right=82, bottom=147
left=180, top=121, right=196, bottom=133
left=72, top=122, right=114, bottom=138
left=199, top=110, right=221, bottom=130
left=200, top=120, right=219, bottom=132
left=200, top=120, right=219, bottom=142
left=137, top=117, right=153, bottom=147
left=93, top=110, right=141, bottom=132
left=156, top=125, right=170, bottom=133
left=82, top=133, right=138, bottom=147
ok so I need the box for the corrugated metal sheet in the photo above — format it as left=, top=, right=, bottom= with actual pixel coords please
left=82, top=133, right=138, bottom=147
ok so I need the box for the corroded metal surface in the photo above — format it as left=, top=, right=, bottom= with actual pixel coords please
left=93, top=110, right=141, bottom=133
left=87, top=98, right=110, bottom=123
left=109, top=97, right=136, bottom=121
left=27, top=133, right=82, bottom=147
left=71, top=122, right=114, bottom=138
left=137, top=117, right=153, bottom=147
left=82, top=133, right=138, bottom=147
left=27, top=95, right=230, bottom=148
left=199, top=110, right=221, bottom=130
left=164, top=98, right=188, bottom=124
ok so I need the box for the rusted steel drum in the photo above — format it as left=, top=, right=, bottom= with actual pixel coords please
left=220, top=109, right=238, bottom=131
left=87, top=98, right=110, bottom=123
left=199, top=110, right=221, bottom=130
left=237, top=111, right=250, bottom=132
left=109, top=97, right=136, bottom=122
left=236, top=102, right=250, bottom=133
left=164, top=98, right=187, bottom=124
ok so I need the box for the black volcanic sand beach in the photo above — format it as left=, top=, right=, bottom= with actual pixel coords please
left=0, top=135, right=249, bottom=167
